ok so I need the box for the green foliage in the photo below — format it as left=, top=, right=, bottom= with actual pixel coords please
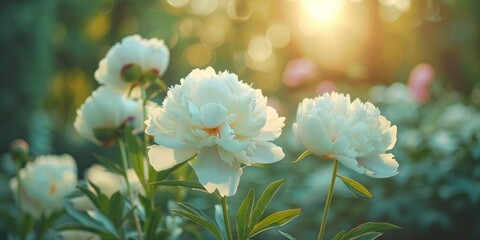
left=172, top=202, right=224, bottom=240
left=236, top=179, right=300, bottom=240
left=152, top=180, right=206, bottom=191
left=337, top=175, right=373, bottom=199
left=249, top=209, right=301, bottom=238
left=292, top=150, right=311, bottom=163
left=236, top=188, right=255, bottom=240
left=332, top=222, right=400, bottom=240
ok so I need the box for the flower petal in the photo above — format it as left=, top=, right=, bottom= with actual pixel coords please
left=335, top=154, right=365, bottom=175
left=357, top=153, right=399, bottom=178
left=200, top=103, right=227, bottom=128
left=297, top=115, right=333, bottom=156
left=190, top=147, right=243, bottom=196
left=256, top=106, right=285, bottom=141
left=248, top=142, right=285, bottom=164
left=148, top=145, right=196, bottom=171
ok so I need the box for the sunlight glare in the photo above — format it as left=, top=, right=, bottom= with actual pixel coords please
left=300, top=0, right=345, bottom=27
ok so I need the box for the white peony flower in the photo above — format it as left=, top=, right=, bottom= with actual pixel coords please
left=10, top=154, right=77, bottom=219
left=74, top=86, right=143, bottom=146
left=145, top=67, right=285, bottom=196
left=293, top=92, right=399, bottom=178
left=94, top=34, right=169, bottom=94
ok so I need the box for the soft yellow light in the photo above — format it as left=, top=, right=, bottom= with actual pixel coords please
left=300, top=0, right=345, bottom=26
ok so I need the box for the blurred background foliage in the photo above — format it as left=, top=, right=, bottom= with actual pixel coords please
left=1, top=0, right=479, bottom=239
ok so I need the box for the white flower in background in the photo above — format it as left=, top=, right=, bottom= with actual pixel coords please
left=369, top=83, right=419, bottom=123
left=71, top=164, right=144, bottom=211
left=74, top=86, right=143, bottom=146
left=293, top=92, right=399, bottom=178
left=94, top=35, right=169, bottom=94
left=146, top=67, right=285, bottom=196
left=10, top=154, right=77, bottom=219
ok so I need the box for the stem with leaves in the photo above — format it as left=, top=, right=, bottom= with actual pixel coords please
left=140, top=84, right=157, bottom=212
left=118, top=138, right=144, bottom=240
left=318, top=159, right=339, bottom=240
left=221, top=196, right=234, bottom=240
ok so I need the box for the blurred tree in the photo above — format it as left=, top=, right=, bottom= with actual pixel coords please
left=0, top=0, right=58, bottom=154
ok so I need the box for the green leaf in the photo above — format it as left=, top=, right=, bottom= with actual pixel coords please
left=93, top=154, right=125, bottom=177
left=292, top=150, right=311, bottom=163
left=151, top=180, right=206, bottom=191
left=171, top=209, right=223, bottom=240
left=55, top=224, right=117, bottom=240
left=77, top=183, right=108, bottom=213
left=340, top=222, right=400, bottom=240
left=155, top=157, right=193, bottom=181
left=64, top=203, right=118, bottom=238
left=250, top=209, right=302, bottom=237
left=108, top=192, right=125, bottom=229
left=249, top=179, right=285, bottom=233
left=337, top=175, right=373, bottom=198
left=124, top=125, right=145, bottom=184
left=171, top=202, right=222, bottom=239
left=236, top=188, right=255, bottom=240
left=278, top=230, right=297, bottom=240
left=351, top=232, right=383, bottom=240
left=144, top=209, right=163, bottom=240
left=332, top=230, right=346, bottom=240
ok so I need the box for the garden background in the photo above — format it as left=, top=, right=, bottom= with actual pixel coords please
left=1, top=0, right=479, bottom=239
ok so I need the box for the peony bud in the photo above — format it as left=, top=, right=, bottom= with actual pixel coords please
left=10, top=139, right=29, bottom=162
left=121, top=63, right=142, bottom=83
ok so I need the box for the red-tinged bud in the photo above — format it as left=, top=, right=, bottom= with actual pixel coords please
left=121, top=63, right=142, bottom=83
left=10, top=139, right=29, bottom=162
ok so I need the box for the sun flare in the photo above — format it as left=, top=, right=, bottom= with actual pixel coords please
left=300, top=0, right=345, bottom=28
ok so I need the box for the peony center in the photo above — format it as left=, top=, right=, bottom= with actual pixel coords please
left=205, top=126, right=219, bottom=135
left=49, top=183, right=57, bottom=196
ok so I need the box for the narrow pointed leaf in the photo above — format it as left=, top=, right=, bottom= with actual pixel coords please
left=144, top=209, right=163, bottom=240
left=292, top=150, right=311, bottom=163
left=124, top=125, right=145, bottom=184
left=151, top=180, right=206, bottom=191
left=64, top=203, right=118, bottom=238
left=93, top=154, right=125, bottom=177
left=337, top=175, right=373, bottom=198
left=278, top=230, right=297, bottom=240
left=108, top=192, right=125, bottom=228
left=55, top=224, right=116, bottom=240
left=332, top=230, right=346, bottom=240
left=250, top=209, right=302, bottom=237
left=236, top=188, right=255, bottom=240
left=171, top=209, right=222, bottom=240
left=155, top=157, right=193, bottom=181
left=351, top=232, right=383, bottom=240
left=340, top=222, right=400, bottom=240
left=249, top=179, right=285, bottom=233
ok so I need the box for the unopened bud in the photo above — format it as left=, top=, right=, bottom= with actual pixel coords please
left=121, top=63, right=142, bottom=83
left=10, top=139, right=29, bottom=161
left=93, top=128, right=117, bottom=147
left=142, top=68, right=160, bottom=83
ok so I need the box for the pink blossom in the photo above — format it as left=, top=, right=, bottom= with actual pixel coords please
left=282, top=58, right=318, bottom=87
left=407, top=63, right=435, bottom=103
left=315, top=80, right=337, bottom=95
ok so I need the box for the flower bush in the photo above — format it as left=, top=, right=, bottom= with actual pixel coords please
left=1, top=35, right=404, bottom=240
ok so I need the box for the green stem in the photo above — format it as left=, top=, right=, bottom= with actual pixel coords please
left=317, top=159, right=339, bottom=240
left=140, top=84, right=155, bottom=211
left=119, top=138, right=144, bottom=240
left=222, top=196, right=234, bottom=240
